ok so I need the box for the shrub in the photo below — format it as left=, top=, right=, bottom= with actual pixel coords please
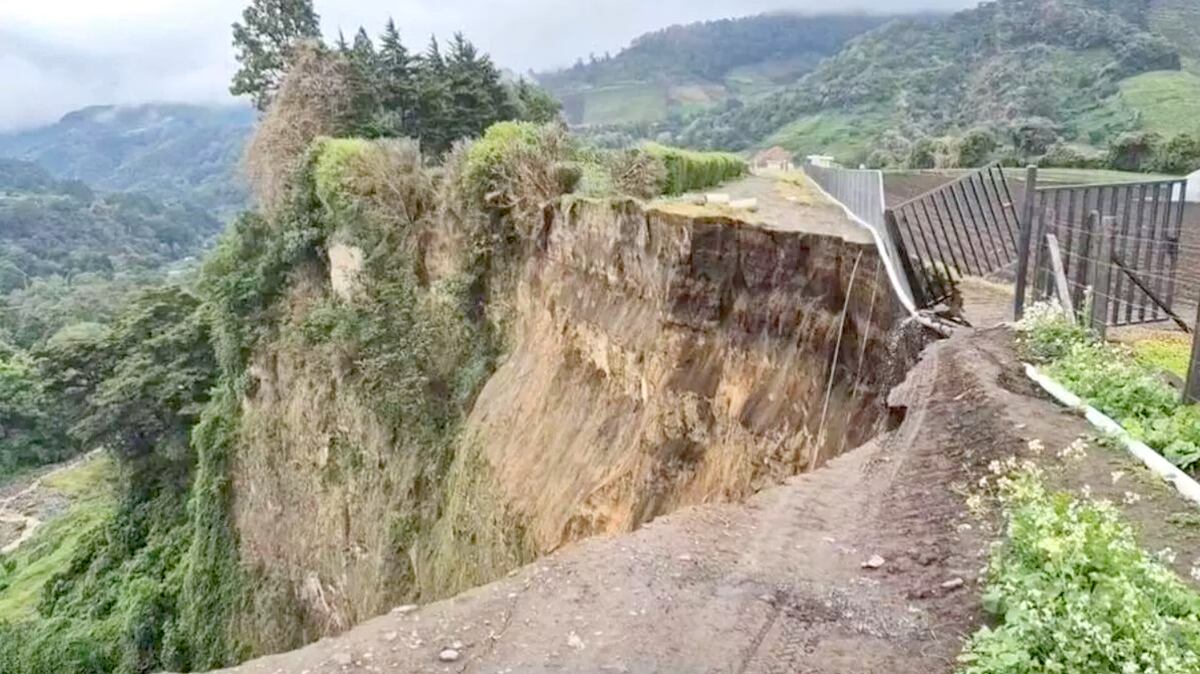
left=956, top=129, right=997, bottom=167
left=642, top=143, right=746, bottom=195
left=1153, top=134, right=1200, bottom=176
left=1106, top=131, right=1163, bottom=172
left=960, top=469, right=1200, bottom=673
left=462, top=122, right=576, bottom=220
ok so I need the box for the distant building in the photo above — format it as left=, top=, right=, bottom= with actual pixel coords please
left=752, top=146, right=795, bottom=171
left=1188, top=168, right=1200, bottom=203
left=805, top=154, right=837, bottom=168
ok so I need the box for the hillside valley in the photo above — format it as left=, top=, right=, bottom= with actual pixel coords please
left=565, top=0, right=1200, bottom=171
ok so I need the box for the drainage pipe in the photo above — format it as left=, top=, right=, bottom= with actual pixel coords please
left=1025, top=363, right=1200, bottom=507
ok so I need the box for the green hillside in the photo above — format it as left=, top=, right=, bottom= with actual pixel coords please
left=575, top=0, right=1199, bottom=173
left=0, top=104, right=254, bottom=216
left=538, top=13, right=904, bottom=127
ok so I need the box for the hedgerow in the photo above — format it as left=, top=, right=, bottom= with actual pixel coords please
left=642, top=143, right=747, bottom=195
left=959, top=468, right=1200, bottom=673
left=1015, top=302, right=1200, bottom=471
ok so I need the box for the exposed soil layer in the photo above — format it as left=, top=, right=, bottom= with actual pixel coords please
left=217, top=327, right=1189, bottom=674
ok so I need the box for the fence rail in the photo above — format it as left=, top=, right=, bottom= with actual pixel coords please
left=1023, top=175, right=1188, bottom=327
left=885, top=164, right=1020, bottom=307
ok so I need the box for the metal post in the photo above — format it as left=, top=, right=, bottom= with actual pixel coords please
left=1088, top=215, right=1115, bottom=339
left=1186, top=300, right=1200, bottom=404
left=1013, top=165, right=1038, bottom=319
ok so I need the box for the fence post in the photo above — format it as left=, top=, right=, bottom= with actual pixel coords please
left=1186, top=302, right=1200, bottom=404
left=1013, top=164, right=1038, bottom=320
left=1045, top=233, right=1075, bottom=323
left=1088, top=215, right=1115, bottom=340
left=885, top=209, right=928, bottom=308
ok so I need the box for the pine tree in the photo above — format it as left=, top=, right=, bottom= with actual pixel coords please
left=230, top=0, right=322, bottom=111
left=378, top=19, right=417, bottom=136
left=415, top=36, right=453, bottom=153
left=335, top=29, right=350, bottom=53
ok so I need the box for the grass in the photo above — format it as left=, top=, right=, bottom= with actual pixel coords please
left=0, top=454, right=116, bottom=618
left=1116, top=71, right=1200, bottom=140
left=1122, top=332, right=1193, bottom=380
left=765, top=107, right=890, bottom=165
left=581, top=83, right=669, bottom=126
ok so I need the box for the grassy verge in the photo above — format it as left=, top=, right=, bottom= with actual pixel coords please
left=0, top=454, right=116, bottom=617
left=1015, top=302, right=1200, bottom=472
left=959, top=465, right=1200, bottom=673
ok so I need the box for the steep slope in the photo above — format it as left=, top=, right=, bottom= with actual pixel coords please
left=0, top=104, right=254, bottom=215
left=536, top=13, right=904, bottom=127
left=667, top=0, right=1186, bottom=165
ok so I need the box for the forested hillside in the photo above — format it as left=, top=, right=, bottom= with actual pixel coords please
left=535, top=13, right=903, bottom=127
left=0, top=158, right=220, bottom=477
left=0, top=104, right=254, bottom=216
left=617, top=0, right=1200, bottom=172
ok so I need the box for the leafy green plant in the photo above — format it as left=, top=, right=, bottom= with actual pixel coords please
left=959, top=468, right=1200, bottom=673
left=1016, top=301, right=1200, bottom=472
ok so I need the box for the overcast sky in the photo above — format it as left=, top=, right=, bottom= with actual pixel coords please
left=0, top=0, right=979, bottom=132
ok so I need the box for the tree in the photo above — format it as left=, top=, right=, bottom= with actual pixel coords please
left=1107, top=131, right=1163, bottom=172
left=513, top=79, right=562, bottom=124
left=1153, top=134, right=1200, bottom=175
left=230, top=0, right=322, bottom=111
left=377, top=19, right=417, bottom=136
left=415, top=36, right=453, bottom=154
left=956, top=129, right=997, bottom=167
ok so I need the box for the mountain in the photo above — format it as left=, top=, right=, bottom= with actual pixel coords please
left=535, top=13, right=907, bottom=127
left=662, top=0, right=1200, bottom=167
left=0, top=103, right=254, bottom=216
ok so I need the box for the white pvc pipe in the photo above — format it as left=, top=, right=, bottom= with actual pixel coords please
left=1025, top=363, right=1200, bottom=506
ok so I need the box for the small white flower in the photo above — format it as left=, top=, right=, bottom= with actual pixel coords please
left=1123, top=491, right=1141, bottom=505
left=1190, top=566, right=1200, bottom=582
left=1111, top=471, right=1126, bottom=485
left=1156, top=547, right=1178, bottom=564
left=1027, top=439, right=1045, bottom=455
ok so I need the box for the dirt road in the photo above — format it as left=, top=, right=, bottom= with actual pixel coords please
left=217, top=328, right=1102, bottom=674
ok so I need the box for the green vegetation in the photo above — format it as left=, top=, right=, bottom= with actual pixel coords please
left=1016, top=302, right=1200, bottom=471
left=959, top=467, right=1200, bottom=673
left=579, top=84, right=667, bottom=126
left=642, top=143, right=747, bottom=195
left=539, top=13, right=898, bottom=127
left=0, top=455, right=116, bottom=618
left=1130, top=334, right=1192, bottom=379
left=575, top=0, right=1200, bottom=173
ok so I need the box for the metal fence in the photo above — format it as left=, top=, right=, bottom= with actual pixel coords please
left=802, top=162, right=886, bottom=229
left=885, top=164, right=1021, bottom=307
left=1026, top=179, right=1188, bottom=327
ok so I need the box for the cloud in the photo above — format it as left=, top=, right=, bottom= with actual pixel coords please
left=0, top=0, right=979, bottom=132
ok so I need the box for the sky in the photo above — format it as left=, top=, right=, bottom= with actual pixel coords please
left=0, top=0, right=979, bottom=132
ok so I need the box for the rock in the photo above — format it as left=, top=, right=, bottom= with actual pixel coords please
left=332, top=652, right=353, bottom=666
left=567, top=631, right=586, bottom=650
left=383, top=631, right=399, bottom=642
left=451, top=640, right=464, bottom=650
left=392, top=604, right=418, bottom=614
left=862, top=555, right=886, bottom=569
left=438, top=649, right=460, bottom=662
left=677, top=553, right=692, bottom=561
left=706, top=193, right=731, bottom=204
left=941, top=578, right=965, bottom=590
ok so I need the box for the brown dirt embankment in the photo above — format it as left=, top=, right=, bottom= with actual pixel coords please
left=213, top=328, right=1121, bottom=674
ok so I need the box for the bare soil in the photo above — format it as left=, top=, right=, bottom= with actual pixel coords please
left=211, top=326, right=1200, bottom=674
